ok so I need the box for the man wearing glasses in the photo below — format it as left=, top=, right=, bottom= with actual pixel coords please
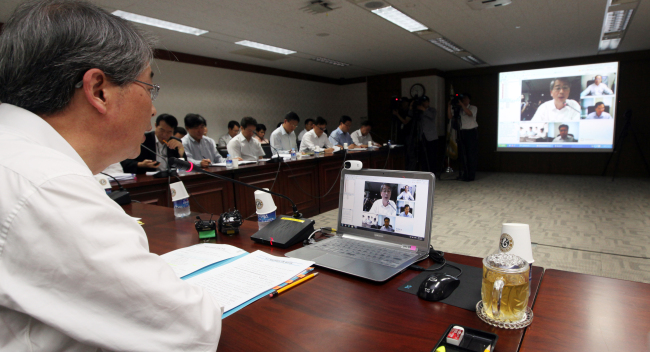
left=299, top=116, right=334, bottom=153
left=0, top=1, right=222, bottom=350
left=270, top=111, right=300, bottom=152
left=369, top=184, right=397, bottom=216
left=532, top=77, right=581, bottom=122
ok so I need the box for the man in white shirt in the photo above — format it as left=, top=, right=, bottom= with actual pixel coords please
left=0, top=1, right=222, bottom=350
left=553, top=124, right=577, bottom=142
left=227, top=116, right=265, bottom=161
left=586, top=102, right=613, bottom=119
left=351, top=120, right=374, bottom=147
left=580, top=75, right=614, bottom=98
left=447, top=93, right=479, bottom=181
left=299, top=116, right=334, bottom=153
left=369, top=184, right=397, bottom=216
left=270, top=111, right=299, bottom=152
left=532, top=78, right=581, bottom=122
left=182, top=113, right=224, bottom=168
left=397, top=185, right=414, bottom=200
left=380, top=217, right=395, bottom=232
left=297, top=118, right=315, bottom=141
left=218, top=120, right=240, bottom=147
left=399, top=204, right=414, bottom=218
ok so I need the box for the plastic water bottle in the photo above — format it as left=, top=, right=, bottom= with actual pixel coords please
left=290, top=148, right=297, bottom=160
left=226, top=154, right=233, bottom=169
left=173, top=197, right=191, bottom=218
left=388, top=140, right=392, bottom=148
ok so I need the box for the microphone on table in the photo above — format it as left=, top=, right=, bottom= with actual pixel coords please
left=266, top=144, right=283, bottom=163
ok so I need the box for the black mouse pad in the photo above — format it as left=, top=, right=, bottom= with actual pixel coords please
left=398, top=261, right=482, bottom=311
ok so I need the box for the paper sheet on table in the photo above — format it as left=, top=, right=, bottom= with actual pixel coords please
left=161, top=244, right=247, bottom=278
left=349, top=148, right=367, bottom=151
left=184, top=250, right=314, bottom=312
left=211, top=160, right=258, bottom=166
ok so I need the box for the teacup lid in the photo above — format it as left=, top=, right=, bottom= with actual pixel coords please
left=484, top=253, right=528, bottom=272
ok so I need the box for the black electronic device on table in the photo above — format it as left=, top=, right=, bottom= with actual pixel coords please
left=250, top=216, right=315, bottom=248
left=195, top=215, right=216, bottom=239
left=218, top=209, right=243, bottom=235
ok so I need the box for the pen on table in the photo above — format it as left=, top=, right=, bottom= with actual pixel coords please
left=269, top=272, right=318, bottom=298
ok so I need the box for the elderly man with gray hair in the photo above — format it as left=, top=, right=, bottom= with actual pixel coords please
left=0, top=1, right=222, bottom=351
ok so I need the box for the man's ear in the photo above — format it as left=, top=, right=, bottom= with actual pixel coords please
left=81, top=68, right=112, bottom=115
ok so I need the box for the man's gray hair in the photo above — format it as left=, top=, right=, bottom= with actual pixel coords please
left=0, top=0, right=155, bottom=115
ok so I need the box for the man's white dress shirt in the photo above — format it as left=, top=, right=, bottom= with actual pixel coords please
left=299, top=129, right=333, bottom=152
left=396, top=191, right=414, bottom=201
left=399, top=211, right=414, bottom=218
left=270, top=125, right=297, bottom=152
left=351, top=129, right=373, bottom=145
left=369, top=199, right=397, bottom=216
left=531, top=100, right=581, bottom=122
left=182, top=134, right=223, bottom=166
left=227, top=133, right=265, bottom=161
left=460, top=105, right=478, bottom=130
left=0, top=104, right=222, bottom=352
left=298, top=129, right=307, bottom=141
left=580, top=83, right=613, bottom=97
left=586, top=111, right=613, bottom=119
left=218, top=133, right=233, bottom=147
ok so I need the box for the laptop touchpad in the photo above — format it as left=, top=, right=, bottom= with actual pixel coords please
left=315, top=253, right=356, bottom=268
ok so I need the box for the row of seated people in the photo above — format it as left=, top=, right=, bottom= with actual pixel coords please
left=121, top=112, right=375, bottom=174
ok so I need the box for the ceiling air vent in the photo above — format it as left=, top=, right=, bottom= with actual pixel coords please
left=466, top=0, right=512, bottom=10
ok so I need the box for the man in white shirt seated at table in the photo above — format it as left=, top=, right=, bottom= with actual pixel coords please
left=397, top=185, right=414, bottom=200
left=218, top=120, right=240, bottom=147
left=532, top=77, right=581, bottom=122
left=380, top=218, right=395, bottom=232
left=0, top=1, right=223, bottom=350
left=297, top=118, right=315, bottom=141
left=270, top=111, right=300, bottom=152
left=299, top=116, right=335, bottom=153
left=182, top=113, right=224, bottom=168
left=369, top=184, right=397, bottom=216
left=580, top=75, right=614, bottom=98
left=399, top=204, right=414, bottom=218
left=227, top=116, right=265, bottom=161
left=351, top=120, right=374, bottom=147
left=586, top=102, right=613, bottom=119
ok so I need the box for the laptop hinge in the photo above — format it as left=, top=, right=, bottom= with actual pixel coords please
left=341, top=234, right=415, bottom=250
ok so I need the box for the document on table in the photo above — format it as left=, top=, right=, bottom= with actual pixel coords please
left=184, top=250, right=314, bottom=312
left=211, top=160, right=258, bottom=166
left=161, top=244, right=246, bottom=278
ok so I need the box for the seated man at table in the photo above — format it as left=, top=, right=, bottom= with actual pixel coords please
left=397, top=185, right=414, bottom=200
left=182, top=113, right=224, bottom=167
left=218, top=120, right=240, bottom=147
left=299, top=116, right=334, bottom=153
left=369, top=184, right=397, bottom=216
left=553, top=124, right=577, bottom=142
left=174, top=126, right=187, bottom=139
left=329, top=115, right=357, bottom=148
left=121, top=113, right=185, bottom=174
left=399, top=204, right=414, bottom=218
left=270, top=111, right=300, bottom=152
left=351, top=120, right=373, bottom=147
left=586, top=102, right=613, bottom=119
left=0, top=1, right=222, bottom=350
left=227, top=116, right=265, bottom=161
left=298, top=118, right=315, bottom=141
left=380, top=217, right=395, bottom=232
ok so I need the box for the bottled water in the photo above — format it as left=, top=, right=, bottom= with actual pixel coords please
left=173, top=198, right=191, bottom=218
left=226, top=154, right=233, bottom=169
left=290, top=148, right=297, bottom=160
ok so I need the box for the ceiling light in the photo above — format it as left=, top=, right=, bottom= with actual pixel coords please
left=597, top=0, right=639, bottom=54
left=235, top=40, right=296, bottom=55
left=603, top=9, right=633, bottom=33
left=460, top=55, right=486, bottom=65
left=112, top=10, right=208, bottom=36
left=428, top=37, right=464, bottom=53
left=599, top=38, right=621, bottom=51
left=371, top=6, right=428, bottom=32
left=311, top=57, right=350, bottom=67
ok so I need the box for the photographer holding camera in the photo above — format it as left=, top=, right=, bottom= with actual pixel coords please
left=448, top=93, right=478, bottom=181
left=415, top=96, right=439, bottom=176
left=392, top=97, right=417, bottom=170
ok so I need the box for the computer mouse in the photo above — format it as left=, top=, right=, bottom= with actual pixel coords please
left=417, top=273, right=460, bottom=301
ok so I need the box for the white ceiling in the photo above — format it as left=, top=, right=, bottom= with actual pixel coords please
left=1, top=0, right=649, bottom=79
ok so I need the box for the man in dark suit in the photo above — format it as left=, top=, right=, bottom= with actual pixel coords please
left=121, top=114, right=185, bottom=174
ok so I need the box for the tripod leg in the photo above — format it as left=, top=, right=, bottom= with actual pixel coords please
left=631, top=129, right=650, bottom=177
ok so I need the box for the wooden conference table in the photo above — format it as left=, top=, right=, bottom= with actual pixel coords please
left=125, top=202, right=543, bottom=352
left=114, top=147, right=404, bottom=220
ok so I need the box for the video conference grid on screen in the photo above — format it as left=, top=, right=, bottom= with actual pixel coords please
left=497, top=62, right=618, bottom=152
left=340, top=174, right=430, bottom=241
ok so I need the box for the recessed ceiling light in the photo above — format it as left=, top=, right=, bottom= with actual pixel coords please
left=460, top=55, right=486, bottom=65
left=112, top=10, right=208, bottom=36
left=371, top=6, right=428, bottom=32
left=597, top=1, right=639, bottom=54
left=311, top=57, right=350, bottom=67
left=428, top=37, right=464, bottom=53
left=234, top=40, right=296, bottom=55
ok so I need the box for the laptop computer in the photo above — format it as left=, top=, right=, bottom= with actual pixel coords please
left=285, top=168, right=435, bottom=282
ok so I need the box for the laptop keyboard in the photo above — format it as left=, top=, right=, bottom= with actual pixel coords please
left=312, top=237, right=419, bottom=268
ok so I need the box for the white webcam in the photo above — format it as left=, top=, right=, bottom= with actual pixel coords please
left=344, top=160, right=363, bottom=170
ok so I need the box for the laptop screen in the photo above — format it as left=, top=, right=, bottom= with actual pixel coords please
left=340, top=173, right=431, bottom=241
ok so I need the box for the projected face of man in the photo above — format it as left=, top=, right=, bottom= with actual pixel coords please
left=595, top=75, right=602, bottom=85
left=380, top=185, right=391, bottom=206
left=403, top=205, right=410, bottom=215
left=551, top=79, right=571, bottom=109
left=559, top=126, right=569, bottom=139
left=595, top=103, right=605, bottom=117
left=384, top=218, right=390, bottom=227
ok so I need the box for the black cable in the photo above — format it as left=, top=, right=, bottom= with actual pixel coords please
left=279, top=149, right=349, bottom=199
left=100, top=172, right=125, bottom=190
left=408, top=246, right=463, bottom=278
left=382, top=143, right=392, bottom=170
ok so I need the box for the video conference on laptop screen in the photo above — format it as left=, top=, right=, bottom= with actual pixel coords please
left=497, top=61, right=619, bottom=152
left=340, top=174, right=430, bottom=241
